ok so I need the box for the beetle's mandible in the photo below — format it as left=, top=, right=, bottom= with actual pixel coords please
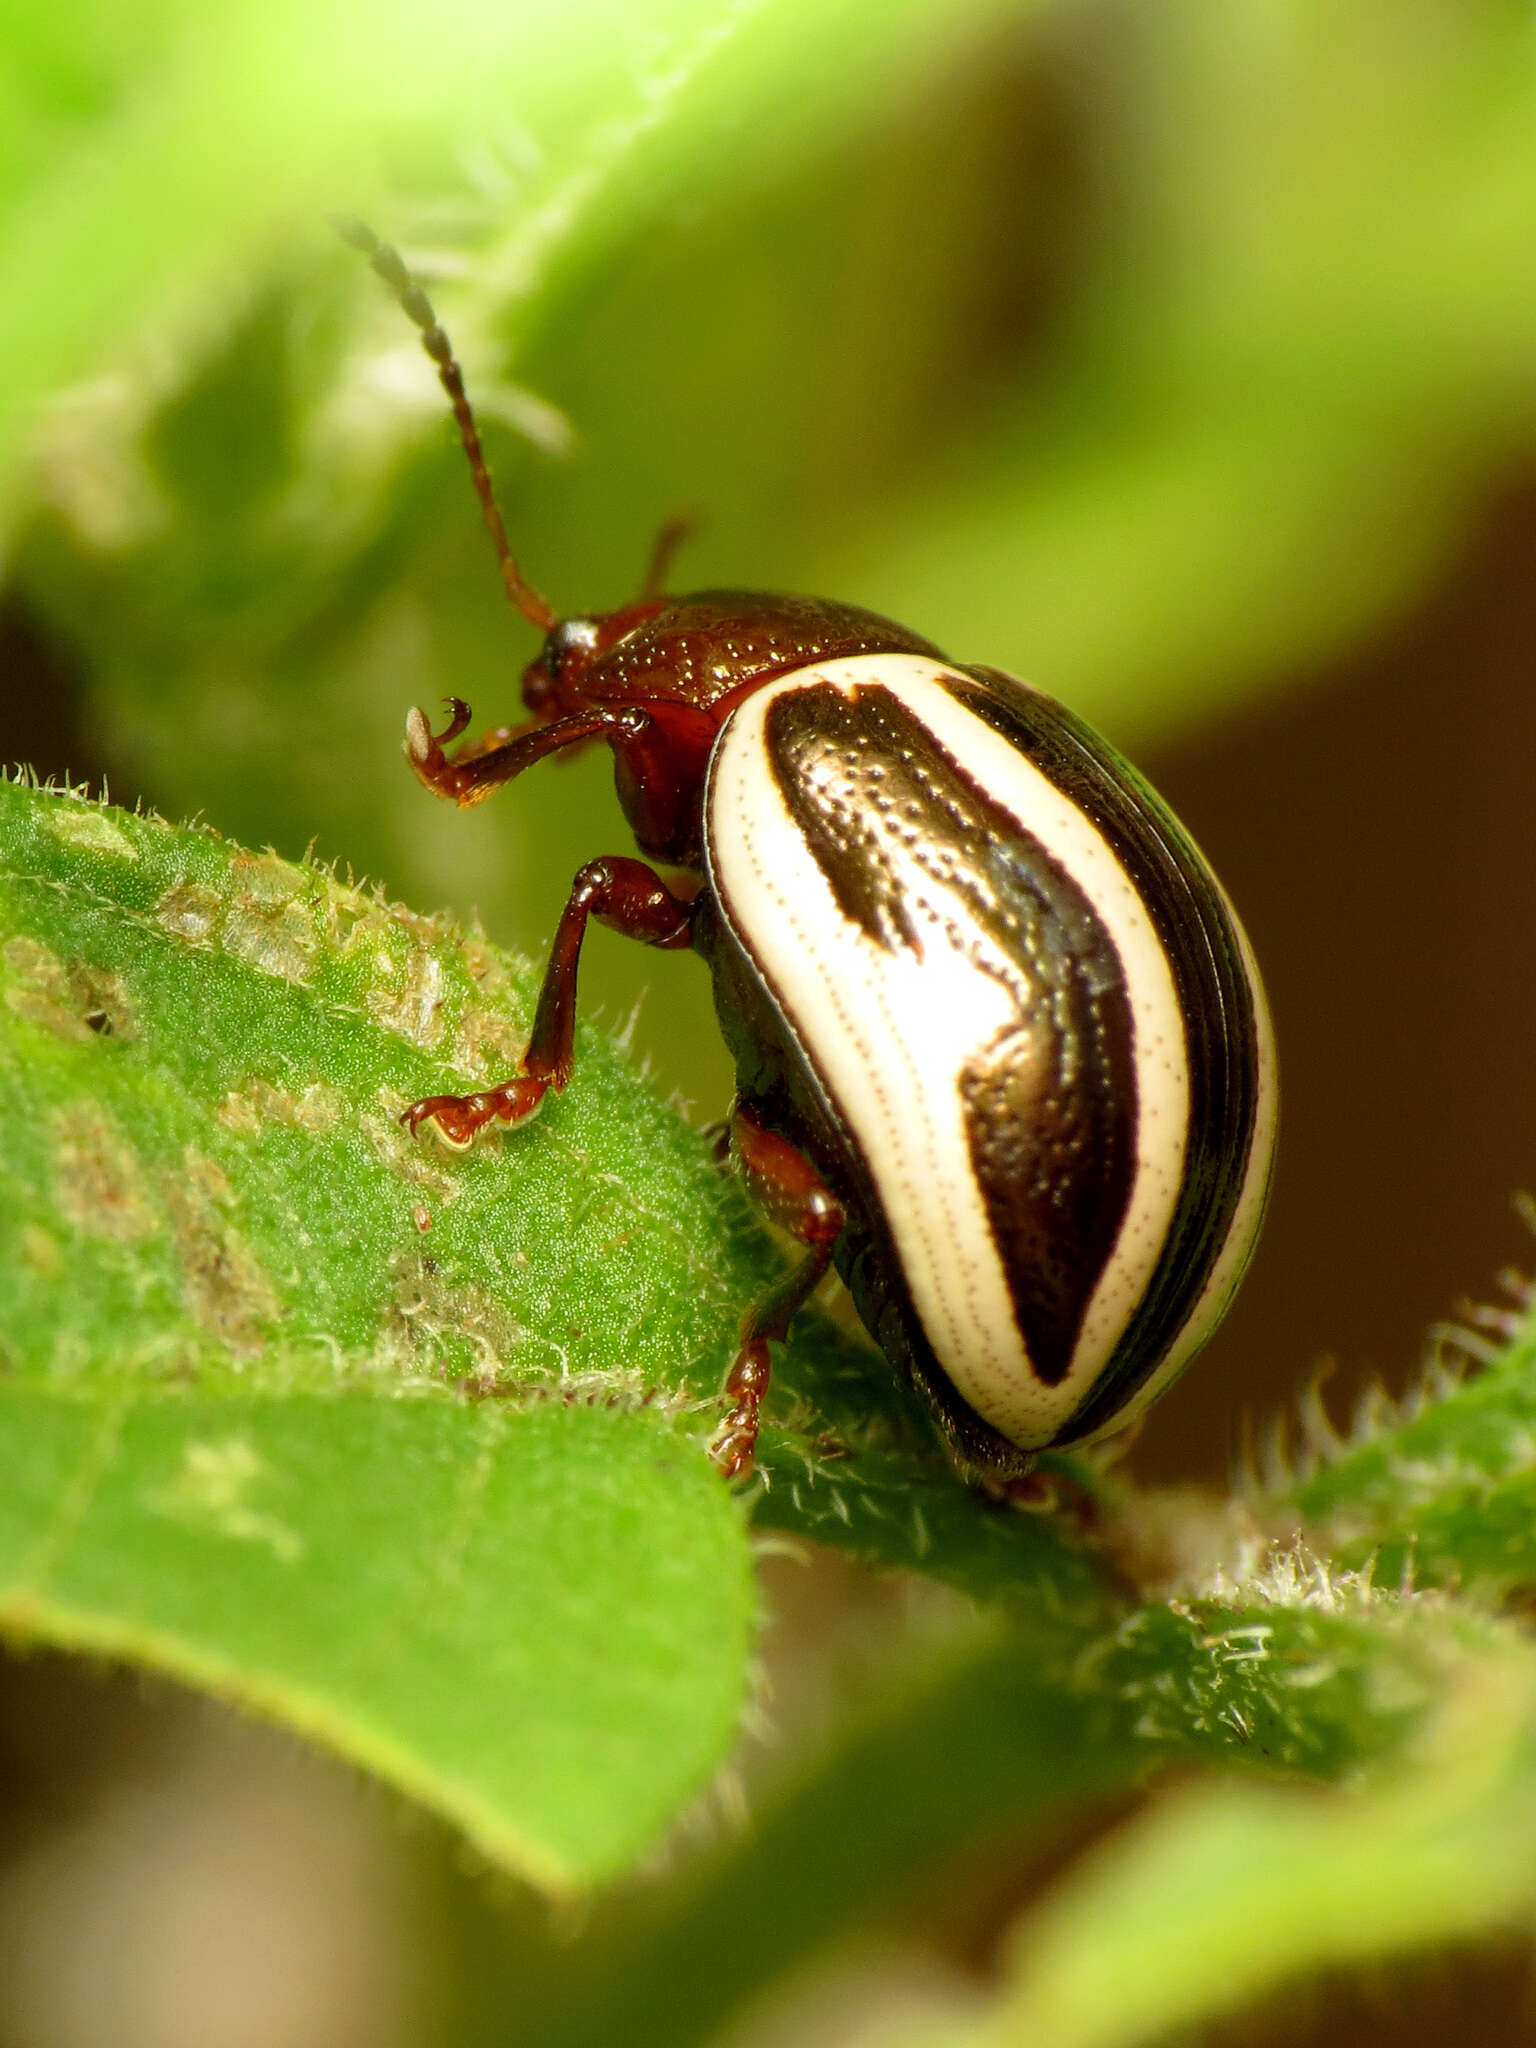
left=345, top=220, right=1277, bottom=1484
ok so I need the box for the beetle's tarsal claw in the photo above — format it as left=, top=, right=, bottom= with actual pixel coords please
left=400, top=1075, right=550, bottom=1148
left=400, top=1094, right=482, bottom=1147
left=709, top=1426, right=758, bottom=1481
left=404, top=698, right=478, bottom=797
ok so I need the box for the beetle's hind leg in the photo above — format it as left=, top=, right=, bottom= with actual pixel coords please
left=403, top=856, right=696, bottom=1146
left=711, top=1102, right=845, bottom=1480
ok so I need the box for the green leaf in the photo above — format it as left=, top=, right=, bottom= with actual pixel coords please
left=0, top=772, right=769, bottom=1884
left=1256, top=1289, right=1536, bottom=1599
left=508, top=1578, right=1464, bottom=2047
left=0, top=775, right=760, bottom=1398
left=0, top=1388, right=750, bottom=1889
left=875, top=1629, right=1536, bottom=2048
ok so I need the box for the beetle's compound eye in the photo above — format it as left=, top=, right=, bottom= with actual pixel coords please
left=524, top=617, right=602, bottom=717
left=549, top=617, right=602, bottom=668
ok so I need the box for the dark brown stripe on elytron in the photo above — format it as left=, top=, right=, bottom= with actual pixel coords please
left=761, top=681, right=1137, bottom=1388
left=950, top=667, right=1263, bottom=1444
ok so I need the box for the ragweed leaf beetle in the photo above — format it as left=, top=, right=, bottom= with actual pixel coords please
left=345, top=221, right=1277, bottom=1483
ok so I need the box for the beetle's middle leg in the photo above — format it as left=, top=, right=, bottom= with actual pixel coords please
left=711, top=1100, right=845, bottom=1480
left=402, top=857, right=695, bottom=1146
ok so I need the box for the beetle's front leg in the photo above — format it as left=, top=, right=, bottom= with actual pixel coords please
left=711, top=1101, right=845, bottom=1480
left=403, top=857, right=696, bottom=1146
left=406, top=700, right=649, bottom=808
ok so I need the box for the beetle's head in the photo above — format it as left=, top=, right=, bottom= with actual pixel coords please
left=520, top=616, right=599, bottom=719
left=520, top=596, right=672, bottom=722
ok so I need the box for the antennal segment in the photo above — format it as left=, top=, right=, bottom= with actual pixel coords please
left=337, top=216, right=556, bottom=633
left=639, top=513, right=695, bottom=599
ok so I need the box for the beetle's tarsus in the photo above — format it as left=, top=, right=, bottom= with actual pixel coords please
left=401, top=1074, right=550, bottom=1146
left=710, top=1423, right=760, bottom=1482
left=404, top=699, right=477, bottom=799
left=708, top=1338, right=772, bottom=1479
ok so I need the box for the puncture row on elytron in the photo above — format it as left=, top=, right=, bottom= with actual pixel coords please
left=344, top=219, right=1277, bottom=1485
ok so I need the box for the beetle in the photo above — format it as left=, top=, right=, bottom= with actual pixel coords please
left=344, top=221, right=1277, bottom=1483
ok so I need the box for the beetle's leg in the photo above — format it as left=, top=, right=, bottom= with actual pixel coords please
left=711, top=1101, right=845, bottom=1480
left=446, top=718, right=527, bottom=766
left=405, top=702, right=649, bottom=808
left=403, top=857, right=696, bottom=1146
left=448, top=718, right=609, bottom=772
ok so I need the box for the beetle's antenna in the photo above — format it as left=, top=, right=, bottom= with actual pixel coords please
left=640, top=514, right=696, bottom=598
left=337, top=217, right=557, bottom=633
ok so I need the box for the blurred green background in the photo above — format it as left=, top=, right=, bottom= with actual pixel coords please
left=5, top=0, right=1536, bottom=2040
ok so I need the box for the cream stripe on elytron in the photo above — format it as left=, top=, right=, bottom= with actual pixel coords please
left=706, top=654, right=1192, bottom=1448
